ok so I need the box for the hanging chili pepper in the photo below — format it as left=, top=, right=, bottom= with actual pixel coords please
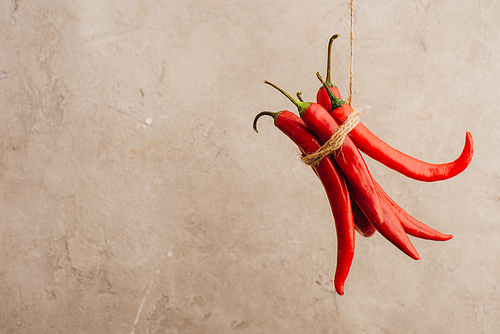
left=313, top=57, right=377, bottom=239
left=315, top=55, right=453, bottom=240
left=346, top=180, right=420, bottom=260
left=295, top=88, right=377, bottom=237
left=317, top=74, right=474, bottom=182
left=351, top=196, right=376, bottom=237
left=253, top=110, right=354, bottom=295
left=348, top=178, right=450, bottom=241
left=373, top=181, right=452, bottom=241
left=263, top=80, right=424, bottom=259
left=316, top=34, right=342, bottom=108
left=321, top=68, right=451, bottom=242
left=263, top=80, right=385, bottom=226
left=310, top=158, right=376, bottom=238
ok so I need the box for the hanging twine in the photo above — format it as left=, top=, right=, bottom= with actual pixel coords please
left=301, top=108, right=360, bottom=167
left=302, top=0, right=358, bottom=167
left=301, top=0, right=358, bottom=167
left=347, top=0, right=355, bottom=105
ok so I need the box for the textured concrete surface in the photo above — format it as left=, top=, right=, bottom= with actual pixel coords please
left=0, top=0, right=499, bottom=333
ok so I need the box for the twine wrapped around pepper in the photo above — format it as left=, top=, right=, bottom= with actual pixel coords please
left=301, top=108, right=360, bottom=167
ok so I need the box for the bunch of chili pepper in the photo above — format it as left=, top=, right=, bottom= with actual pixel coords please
left=253, top=35, right=473, bottom=295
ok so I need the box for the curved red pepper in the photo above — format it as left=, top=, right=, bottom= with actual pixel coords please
left=266, top=81, right=419, bottom=259
left=316, top=72, right=453, bottom=241
left=374, top=181, right=453, bottom=241
left=346, top=180, right=420, bottom=260
left=317, top=78, right=474, bottom=182
left=297, top=103, right=420, bottom=259
left=253, top=110, right=354, bottom=295
left=264, top=81, right=385, bottom=226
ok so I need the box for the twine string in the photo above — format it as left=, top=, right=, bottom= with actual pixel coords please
left=348, top=0, right=354, bottom=105
left=301, top=109, right=360, bottom=167
left=302, top=0, right=358, bottom=167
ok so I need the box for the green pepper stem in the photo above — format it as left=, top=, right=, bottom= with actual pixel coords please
left=316, top=72, right=346, bottom=111
left=253, top=110, right=283, bottom=133
left=263, top=80, right=310, bottom=116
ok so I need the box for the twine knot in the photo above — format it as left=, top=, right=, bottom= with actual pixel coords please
left=301, top=109, right=360, bottom=167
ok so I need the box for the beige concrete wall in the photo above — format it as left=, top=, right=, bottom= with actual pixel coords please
left=0, top=0, right=498, bottom=333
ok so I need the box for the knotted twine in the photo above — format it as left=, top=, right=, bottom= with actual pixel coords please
left=300, top=108, right=360, bottom=167
left=301, top=0, right=359, bottom=167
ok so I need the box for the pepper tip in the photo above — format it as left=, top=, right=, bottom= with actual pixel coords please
left=335, top=283, right=345, bottom=296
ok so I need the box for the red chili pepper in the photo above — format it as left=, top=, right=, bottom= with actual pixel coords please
left=253, top=110, right=354, bottom=295
left=346, top=180, right=420, bottom=260
left=263, top=81, right=421, bottom=259
left=316, top=34, right=342, bottom=108
left=351, top=197, right=376, bottom=237
left=263, top=81, right=385, bottom=226
left=317, top=75, right=474, bottom=182
left=374, top=181, right=452, bottom=241
left=311, top=161, right=375, bottom=238
left=314, top=42, right=375, bottom=239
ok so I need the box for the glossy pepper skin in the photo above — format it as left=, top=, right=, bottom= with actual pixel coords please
left=311, top=166, right=375, bottom=238
left=374, top=180, right=452, bottom=241
left=264, top=81, right=385, bottom=226
left=351, top=196, right=376, bottom=237
left=253, top=110, right=354, bottom=295
left=298, top=101, right=385, bottom=226
left=318, top=82, right=474, bottom=182
left=315, top=75, right=454, bottom=241
left=317, top=84, right=341, bottom=112
left=346, top=180, right=420, bottom=260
